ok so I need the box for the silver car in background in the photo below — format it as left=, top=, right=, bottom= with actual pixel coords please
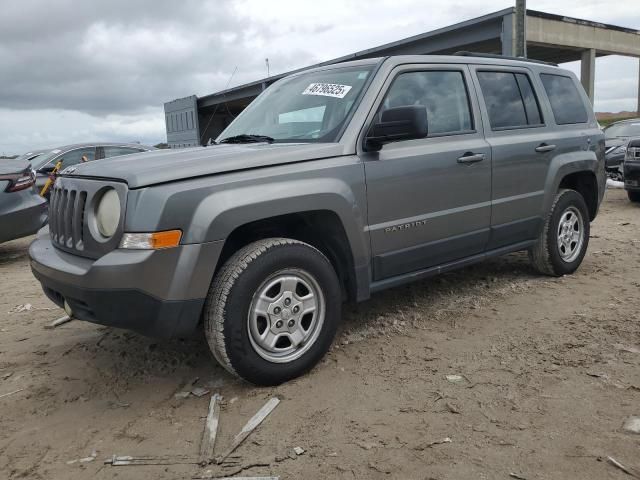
left=0, top=157, right=47, bottom=243
left=34, top=143, right=156, bottom=193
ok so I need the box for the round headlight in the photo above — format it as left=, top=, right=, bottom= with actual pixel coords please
left=96, top=188, right=121, bottom=237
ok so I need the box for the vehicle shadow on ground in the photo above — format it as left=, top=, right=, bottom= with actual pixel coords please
left=0, top=238, right=32, bottom=266
left=342, top=251, right=539, bottom=332
left=40, top=251, right=538, bottom=393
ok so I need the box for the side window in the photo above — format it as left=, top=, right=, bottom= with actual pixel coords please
left=103, top=147, right=144, bottom=158
left=58, top=148, right=96, bottom=168
left=515, top=74, right=542, bottom=125
left=380, top=70, right=473, bottom=136
left=477, top=71, right=542, bottom=130
left=540, top=74, right=588, bottom=125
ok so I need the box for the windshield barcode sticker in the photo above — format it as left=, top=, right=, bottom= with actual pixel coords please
left=302, top=83, right=352, bottom=98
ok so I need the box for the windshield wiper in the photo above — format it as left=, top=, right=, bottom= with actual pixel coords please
left=218, top=134, right=275, bottom=144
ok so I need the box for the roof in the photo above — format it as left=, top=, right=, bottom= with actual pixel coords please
left=608, top=117, right=640, bottom=125
left=47, top=142, right=154, bottom=152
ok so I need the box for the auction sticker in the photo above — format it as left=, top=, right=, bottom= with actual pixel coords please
left=302, top=83, right=352, bottom=98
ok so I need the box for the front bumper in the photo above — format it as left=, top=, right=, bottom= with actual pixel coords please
left=605, top=153, right=625, bottom=170
left=624, top=161, right=640, bottom=192
left=29, top=229, right=223, bottom=338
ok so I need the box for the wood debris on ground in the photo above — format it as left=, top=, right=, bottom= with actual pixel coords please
left=45, top=315, right=73, bottom=329
left=607, top=456, right=640, bottom=478
left=104, top=454, right=199, bottom=466
left=104, top=394, right=281, bottom=479
left=199, top=393, right=221, bottom=464
left=0, top=388, right=25, bottom=399
left=216, top=397, right=281, bottom=464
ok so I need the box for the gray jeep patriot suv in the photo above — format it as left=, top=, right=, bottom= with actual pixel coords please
left=30, top=54, right=605, bottom=385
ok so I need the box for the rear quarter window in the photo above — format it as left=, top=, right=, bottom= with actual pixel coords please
left=540, top=74, right=589, bottom=125
left=476, top=71, right=543, bottom=130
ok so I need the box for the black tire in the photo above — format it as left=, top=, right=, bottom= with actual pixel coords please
left=203, top=238, right=341, bottom=386
left=628, top=191, right=640, bottom=203
left=529, top=189, right=590, bottom=276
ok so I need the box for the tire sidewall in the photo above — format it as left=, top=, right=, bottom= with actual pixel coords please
left=546, top=190, right=590, bottom=275
left=218, top=243, right=340, bottom=385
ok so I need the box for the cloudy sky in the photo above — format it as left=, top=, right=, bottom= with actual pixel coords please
left=1, top=0, right=639, bottom=155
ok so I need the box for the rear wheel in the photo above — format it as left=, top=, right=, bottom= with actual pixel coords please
left=529, top=189, right=590, bottom=276
left=204, top=238, right=341, bottom=386
left=628, top=191, right=640, bottom=203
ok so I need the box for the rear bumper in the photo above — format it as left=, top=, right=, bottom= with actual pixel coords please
left=0, top=190, right=47, bottom=243
left=624, top=161, right=640, bottom=191
left=29, top=229, right=223, bottom=338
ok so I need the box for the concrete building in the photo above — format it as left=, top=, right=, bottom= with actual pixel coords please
left=164, top=8, right=640, bottom=148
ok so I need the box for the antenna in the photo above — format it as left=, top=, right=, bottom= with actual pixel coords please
left=199, top=66, right=238, bottom=144
left=265, top=58, right=270, bottom=77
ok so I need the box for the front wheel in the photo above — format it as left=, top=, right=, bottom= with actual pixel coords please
left=204, top=238, right=341, bottom=386
left=529, top=189, right=590, bottom=276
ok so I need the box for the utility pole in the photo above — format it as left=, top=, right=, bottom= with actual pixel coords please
left=515, top=0, right=527, bottom=57
left=265, top=58, right=270, bottom=78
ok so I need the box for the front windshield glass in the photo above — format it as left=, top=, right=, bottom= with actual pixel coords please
left=14, top=152, right=40, bottom=163
left=217, top=65, right=374, bottom=143
left=31, top=149, right=62, bottom=169
left=604, top=121, right=640, bottom=138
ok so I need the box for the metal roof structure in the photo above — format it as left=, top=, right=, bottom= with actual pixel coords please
left=164, top=8, right=640, bottom=148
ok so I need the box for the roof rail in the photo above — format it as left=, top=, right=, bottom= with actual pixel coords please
left=453, top=51, right=558, bottom=67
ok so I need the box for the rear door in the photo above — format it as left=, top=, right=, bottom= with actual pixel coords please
left=470, top=66, right=554, bottom=249
left=362, top=64, right=492, bottom=281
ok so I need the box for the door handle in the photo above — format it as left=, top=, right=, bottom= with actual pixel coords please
left=535, top=143, right=557, bottom=153
left=457, top=152, right=485, bottom=164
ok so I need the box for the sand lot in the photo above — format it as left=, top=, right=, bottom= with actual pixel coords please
left=1, top=188, right=639, bottom=480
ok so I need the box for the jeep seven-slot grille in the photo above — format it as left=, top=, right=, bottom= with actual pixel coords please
left=49, top=186, right=87, bottom=251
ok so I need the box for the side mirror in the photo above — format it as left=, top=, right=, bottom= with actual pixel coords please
left=365, top=105, right=428, bottom=152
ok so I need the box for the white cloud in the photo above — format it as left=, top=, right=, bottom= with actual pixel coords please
left=0, top=0, right=639, bottom=154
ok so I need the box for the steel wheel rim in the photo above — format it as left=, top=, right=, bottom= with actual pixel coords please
left=556, top=206, right=584, bottom=263
left=247, top=268, right=325, bottom=363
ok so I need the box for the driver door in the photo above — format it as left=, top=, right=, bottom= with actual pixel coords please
left=362, top=65, right=492, bottom=281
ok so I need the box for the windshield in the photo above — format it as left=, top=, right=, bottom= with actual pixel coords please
left=217, top=65, right=374, bottom=143
left=13, top=152, right=40, bottom=163
left=31, top=149, right=62, bottom=169
left=604, top=121, right=640, bottom=139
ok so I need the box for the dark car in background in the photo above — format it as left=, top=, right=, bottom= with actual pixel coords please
left=34, top=143, right=155, bottom=192
left=624, top=139, right=640, bottom=203
left=0, top=157, right=47, bottom=243
left=603, top=118, right=640, bottom=178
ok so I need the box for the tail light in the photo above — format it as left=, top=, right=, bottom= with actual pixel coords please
left=0, top=169, right=36, bottom=193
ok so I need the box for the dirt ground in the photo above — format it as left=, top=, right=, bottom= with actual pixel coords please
left=1, top=188, right=639, bottom=480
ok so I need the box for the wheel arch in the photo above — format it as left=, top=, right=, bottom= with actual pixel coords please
left=214, top=210, right=361, bottom=303
left=558, top=170, right=599, bottom=221
left=545, top=154, right=602, bottom=221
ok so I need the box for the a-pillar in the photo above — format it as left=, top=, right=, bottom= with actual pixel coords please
left=581, top=48, right=596, bottom=104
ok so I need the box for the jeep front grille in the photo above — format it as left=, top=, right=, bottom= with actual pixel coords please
left=47, top=177, right=128, bottom=259
left=49, top=186, right=88, bottom=251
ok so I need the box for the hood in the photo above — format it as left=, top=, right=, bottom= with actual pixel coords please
left=605, top=138, right=627, bottom=155
left=63, top=142, right=345, bottom=188
left=605, top=138, right=627, bottom=148
left=0, top=158, right=31, bottom=175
